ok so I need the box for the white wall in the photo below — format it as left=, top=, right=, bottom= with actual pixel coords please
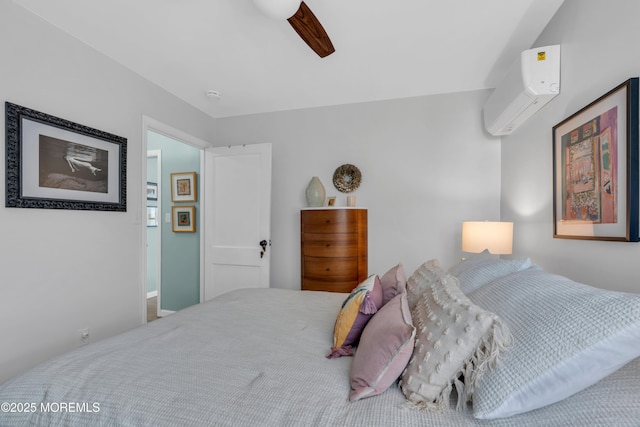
left=501, top=0, right=640, bottom=293
left=1, top=0, right=505, bottom=384
left=216, top=91, right=502, bottom=290
left=0, top=1, right=216, bottom=383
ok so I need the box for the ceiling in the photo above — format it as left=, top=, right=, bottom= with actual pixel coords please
left=13, top=0, right=564, bottom=119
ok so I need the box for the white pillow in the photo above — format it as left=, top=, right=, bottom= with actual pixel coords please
left=447, top=250, right=531, bottom=294
left=400, top=273, right=511, bottom=412
left=468, top=266, right=640, bottom=419
left=405, top=259, right=444, bottom=311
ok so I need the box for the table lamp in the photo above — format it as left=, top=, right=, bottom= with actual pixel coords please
left=461, top=221, right=513, bottom=255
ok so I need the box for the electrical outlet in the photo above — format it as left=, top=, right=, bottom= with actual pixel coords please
left=79, top=328, right=90, bottom=345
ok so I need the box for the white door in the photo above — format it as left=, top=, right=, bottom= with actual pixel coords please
left=203, top=143, right=272, bottom=300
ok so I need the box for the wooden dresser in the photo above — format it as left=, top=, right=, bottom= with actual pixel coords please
left=301, top=208, right=368, bottom=293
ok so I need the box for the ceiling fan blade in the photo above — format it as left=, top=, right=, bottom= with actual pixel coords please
left=287, top=2, right=335, bottom=58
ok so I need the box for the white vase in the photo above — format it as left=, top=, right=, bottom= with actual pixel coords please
left=305, top=176, right=326, bottom=207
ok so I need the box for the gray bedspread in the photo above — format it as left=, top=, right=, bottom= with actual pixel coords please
left=0, top=288, right=638, bottom=426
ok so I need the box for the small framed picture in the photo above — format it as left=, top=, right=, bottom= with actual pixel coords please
left=170, top=172, right=197, bottom=202
left=147, top=182, right=158, bottom=201
left=327, top=196, right=336, bottom=206
left=172, top=205, right=196, bottom=232
left=147, top=206, right=158, bottom=227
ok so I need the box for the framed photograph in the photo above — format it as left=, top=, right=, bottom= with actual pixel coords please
left=147, top=182, right=158, bottom=201
left=5, top=102, right=127, bottom=211
left=172, top=205, right=196, bottom=232
left=327, top=196, right=336, bottom=206
left=552, top=78, right=639, bottom=241
left=170, top=172, right=197, bottom=202
left=147, top=206, right=158, bottom=227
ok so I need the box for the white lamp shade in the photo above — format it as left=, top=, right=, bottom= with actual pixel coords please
left=462, top=221, right=513, bottom=255
left=253, top=0, right=302, bottom=19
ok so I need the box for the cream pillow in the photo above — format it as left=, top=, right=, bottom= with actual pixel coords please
left=400, top=273, right=511, bottom=412
left=406, top=259, right=444, bottom=311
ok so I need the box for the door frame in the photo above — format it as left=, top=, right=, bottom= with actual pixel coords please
left=146, top=149, right=162, bottom=314
left=140, top=116, right=211, bottom=323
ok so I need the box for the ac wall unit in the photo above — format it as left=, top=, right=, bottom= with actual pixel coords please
left=483, top=44, right=560, bottom=136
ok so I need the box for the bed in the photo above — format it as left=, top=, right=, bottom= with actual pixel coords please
left=1, top=255, right=639, bottom=427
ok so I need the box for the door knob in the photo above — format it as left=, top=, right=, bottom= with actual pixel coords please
left=260, top=240, right=268, bottom=258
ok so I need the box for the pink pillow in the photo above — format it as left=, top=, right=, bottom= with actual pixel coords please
left=349, top=292, right=416, bottom=401
left=380, top=263, right=407, bottom=305
left=328, top=275, right=383, bottom=358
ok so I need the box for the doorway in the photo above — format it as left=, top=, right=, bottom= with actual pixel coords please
left=142, top=117, right=210, bottom=323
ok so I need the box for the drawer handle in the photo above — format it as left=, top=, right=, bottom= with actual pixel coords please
left=325, top=243, right=331, bottom=247
left=325, top=268, right=331, bottom=271
left=325, top=220, right=331, bottom=224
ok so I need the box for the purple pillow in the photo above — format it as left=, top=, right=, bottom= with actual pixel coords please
left=349, top=292, right=415, bottom=401
left=380, top=263, right=407, bottom=305
left=328, top=275, right=383, bottom=358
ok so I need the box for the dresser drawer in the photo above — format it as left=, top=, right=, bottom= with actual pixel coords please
left=302, top=233, right=357, bottom=257
left=301, top=209, right=360, bottom=234
left=301, top=278, right=357, bottom=294
left=302, top=256, right=358, bottom=281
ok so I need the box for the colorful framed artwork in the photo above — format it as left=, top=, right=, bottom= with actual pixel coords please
left=170, top=172, right=197, bottom=202
left=552, top=78, right=639, bottom=241
left=5, top=102, right=127, bottom=211
left=172, top=205, right=196, bottom=232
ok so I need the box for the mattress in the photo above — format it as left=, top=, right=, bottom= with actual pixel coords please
left=0, top=288, right=638, bottom=426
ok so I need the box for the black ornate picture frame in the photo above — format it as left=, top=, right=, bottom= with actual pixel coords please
left=5, top=102, right=127, bottom=211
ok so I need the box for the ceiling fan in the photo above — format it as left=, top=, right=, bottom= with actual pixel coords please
left=253, top=0, right=335, bottom=58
